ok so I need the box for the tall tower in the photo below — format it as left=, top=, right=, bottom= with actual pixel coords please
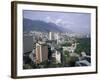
left=49, top=32, right=55, bottom=40
left=35, top=41, right=48, bottom=64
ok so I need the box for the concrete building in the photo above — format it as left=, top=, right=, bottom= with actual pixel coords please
left=52, top=50, right=61, bottom=63
left=29, top=49, right=36, bottom=62
left=49, top=32, right=60, bottom=40
left=62, top=43, right=78, bottom=53
left=63, top=46, right=74, bottom=53
left=49, top=32, right=55, bottom=40
left=81, top=52, right=87, bottom=57
left=35, top=41, right=48, bottom=64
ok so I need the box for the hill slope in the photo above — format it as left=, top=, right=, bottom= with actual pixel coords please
left=23, top=18, right=72, bottom=33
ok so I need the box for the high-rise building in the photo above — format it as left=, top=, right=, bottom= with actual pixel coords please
left=49, top=32, right=60, bottom=40
left=35, top=41, right=48, bottom=64
left=49, top=32, right=55, bottom=40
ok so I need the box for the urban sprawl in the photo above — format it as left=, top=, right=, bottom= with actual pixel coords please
left=23, top=31, right=91, bottom=69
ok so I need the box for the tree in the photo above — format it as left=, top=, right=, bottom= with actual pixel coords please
left=61, top=42, right=72, bottom=47
left=64, top=50, right=69, bottom=57
left=75, top=38, right=90, bottom=55
left=68, top=56, right=79, bottom=67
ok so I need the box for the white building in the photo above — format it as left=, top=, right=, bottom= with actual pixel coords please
left=63, top=46, right=74, bottom=53
left=49, top=32, right=60, bottom=40
left=49, top=32, right=54, bottom=40
left=52, top=50, right=61, bottom=63
left=63, top=43, right=78, bottom=53
left=29, top=49, right=35, bottom=62
left=81, top=52, right=87, bottom=57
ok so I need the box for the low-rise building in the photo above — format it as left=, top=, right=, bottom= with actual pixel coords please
left=52, top=50, right=61, bottom=63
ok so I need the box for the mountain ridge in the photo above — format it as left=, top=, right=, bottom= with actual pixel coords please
left=23, top=18, right=72, bottom=33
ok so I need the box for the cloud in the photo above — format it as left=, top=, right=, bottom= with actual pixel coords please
left=55, top=19, right=62, bottom=24
left=45, top=16, right=51, bottom=22
left=45, top=16, right=56, bottom=23
left=45, top=16, right=74, bottom=29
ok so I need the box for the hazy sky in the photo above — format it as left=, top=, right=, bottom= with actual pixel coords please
left=23, top=10, right=91, bottom=34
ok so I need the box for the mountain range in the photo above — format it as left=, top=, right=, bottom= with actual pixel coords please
left=23, top=18, right=72, bottom=33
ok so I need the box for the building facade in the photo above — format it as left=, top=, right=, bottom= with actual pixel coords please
left=52, top=50, right=61, bottom=63
left=35, top=41, right=48, bottom=64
